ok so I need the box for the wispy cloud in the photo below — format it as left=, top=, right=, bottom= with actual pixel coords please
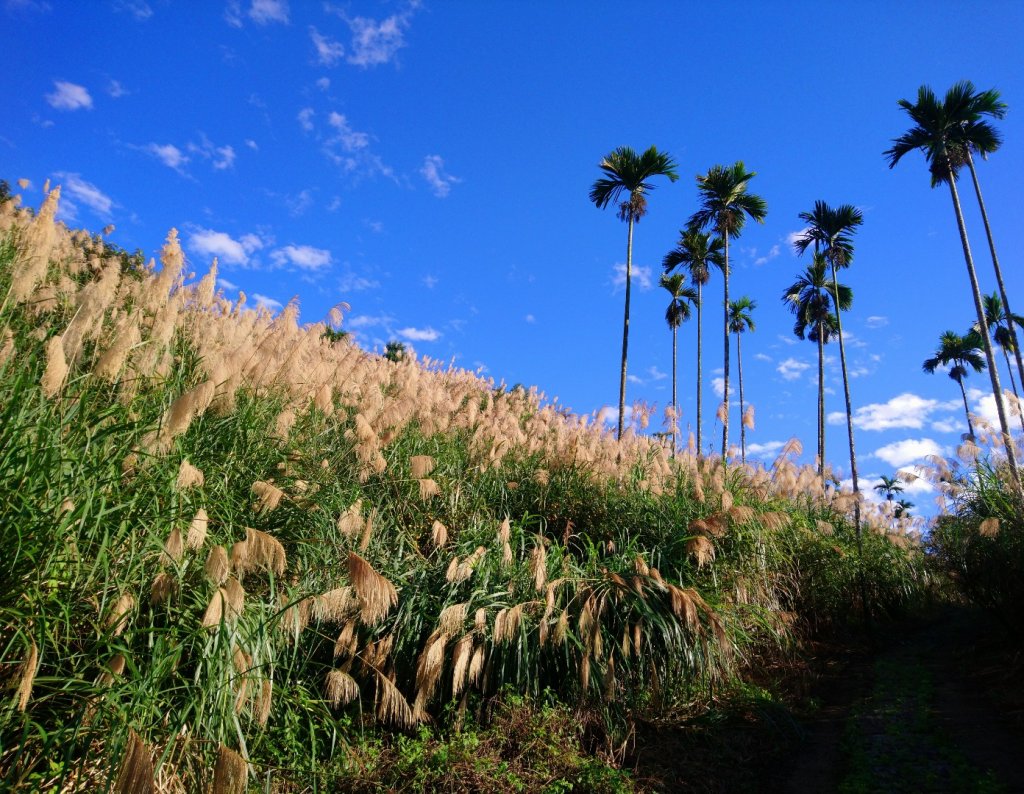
left=297, top=107, right=315, bottom=132
left=786, top=229, right=808, bottom=251
left=114, top=0, right=152, bottom=19
left=337, top=269, right=379, bottom=292
left=310, top=26, right=344, bottom=66
left=711, top=376, right=725, bottom=397
left=871, top=438, right=946, bottom=469
left=865, top=315, right=889, bottom=329
left=226, top=0, right=288, bottom=26
left=107, top=80, right=128, bottom=98
left=777, top=357, right=811, bottom=381
left=420, top=154, right=460, bottom=197
left=754, top=352, right=772, bottom=362
left=187, top=228, right=265, bottom=266
left=52, top=172, right=113, bottom=217
left=144, top=143, right=189, bottom=172
left=746, top=440, right=786, bottom=459
left=327, top=0, right=421, bottom=68
left=611, top=263, right=653, bottom=292
left=46, top=80, right=92, bottom=111
left=253, top=293, right=283, bottom=312
left=398, top=326, right=440, bottom=342
left=271, top=244, right=332, bottom=271
left=829, top=392, right=961, bottom=431
left=754, top=244, right=780, bottom=266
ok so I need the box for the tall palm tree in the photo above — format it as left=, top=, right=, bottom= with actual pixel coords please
left=660, top=273, right=698, bottom=455
left=782, top=254, right=852, bottom=479
left=590, top=146, right=679, bottom=441
left=947, top=83, right=1024, bottom=397
left=688, top=163, right=767, bottom=458
left=923, top=330, right=986, bottom=438
left=886, top=84, right=1022, bottom=489
left=793, top=202, right=864, bottom=536
left=663, top=228, right=725, bottom=455
left=874, top=475, right=904, bottom=503
left=727, top=296, right=756, bottom=464
left=894, top=499, right=914, bottom=520
left=973, top=292, right=1024, bottom=433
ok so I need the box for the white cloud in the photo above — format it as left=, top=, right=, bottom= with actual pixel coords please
left=252, top=293, right=283, bottom=311
left=337, top=270, right=379, bottom=292
left=114, top=0, right=152, bottom=19
left=777, top=334, right=797, bottom=346
left=145, top=143, right=189, bottom=172
left=872, top=438, right=946, bottom=469
left=627, top=374, right=644, bottom=385
left=777, top=357, right=811, bottom=381
left=297, top=107, right=315, bottom=132
left=216, top=277, right=238, bottom=291
left=930, top=417, right=960, bottom=433
left=711, top=376, right=725, bottom=397
left=786, top=229, right=809, bottom=250
left=107, top=80, right=128, bottom=98
left=341, top=3, right=419, bottom=68
left=347, top=314, right=393, bottom=330
left=420, top=154, right=460, bottom=198
left=271, top=244, right=332, bottom=271
left=754, top=244, right=780, bottom=266
left=966, top=386, right=1023, bottom=429
left=316, top=77, right=331, bottom=91
left=46, top=81, right=92, bottom=111
left=866, top=315, right=889, bottom=329
left=245, top=139, right=258, bottom=150
left=398, top=326, right=441, bottom=342
left=310, top=27, right=345, bottom=65
left=422, top=275, right=438, bottom=289
left=647, top=365, right=667, bottom=381
left=832, top=392, right=961, bottom=431
left=248, top=0, right=288, bottom=25
left=285, top=188, right=313, bottom=216
left=754, top=352, right=772, bottom=362
left=746, top=440, right=786, bottom=459
left=52, top=172, right=113, bottom=216
left=188, top=228, right=264, bottom=266
left=611, top=263, right=653, bottom=292
left=327, top=112, right=369, bottom=149
left=212, top=144, right=235, bottom=170
left=525, top=314, right=536, bottom=324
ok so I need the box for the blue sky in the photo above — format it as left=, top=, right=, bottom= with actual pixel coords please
left=5, top=0, right=1024, bottom=517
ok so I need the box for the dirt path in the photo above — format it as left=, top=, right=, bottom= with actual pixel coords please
left=787, top=607, right=1024, bottom=792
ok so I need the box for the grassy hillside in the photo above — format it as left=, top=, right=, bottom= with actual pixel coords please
left=0, top=187, right=929, bottom=791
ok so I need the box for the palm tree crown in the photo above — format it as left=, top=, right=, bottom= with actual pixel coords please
left=923, top=330, right=986, bottom=383
left=727, top=297, right=756, bottom=335
left=782, top=254, right=851, bottom=340
left=884, top=81, right=1005, bottom=186
left=874, top=475, right=904, bottom=502
left=794, top=202, right=864, bottom=268
left=661, top=273, right=698, bottom=330
left=590, top=146, right=679, bottom=222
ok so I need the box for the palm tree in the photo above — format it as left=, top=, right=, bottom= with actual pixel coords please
left=886, top=83, right=1022, bottom=489
left=894, top=499, right=914, bottom=520
left=663, top=228, right=725, bottom=455
left=973, top=292, right=1024, bottom=433
left=947, top=83, right=1024, bottom=397
left=923, top=330, right=986, bottom=437
left=590, top=146, right=679, bottom=441
left=660, top=273, right=698, bottom=455
left=782, top=254, right=852, bottom=479
left=874, top=475, right=904, bottom=503
left=688, top=163, right=767, bottom=458
left=727, top=296, right=756, bottom=464
left=793, top=201, right=864, bottom=536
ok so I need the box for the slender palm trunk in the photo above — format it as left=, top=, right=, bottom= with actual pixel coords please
left=829, top=264, right=861, bottom=537
left=966, top=150, right=1024, bottom=395
left=830, top=262, right=868, bottom=628
left=671, top=324, right=678, bottom=457
left=957, top=377, right=975, bottom=438
left=617, top=217, right=634, bottom=442
left=737, top=330, right=746, bottom=464
left=696, top=282, right=703, bottom=457
left=721, top=234, right=730, bottom=459
left=943, top=160, right=1023, bottom=490
left=817, top=321, right=825, bottom=481
left=1001, top=345, right=1024, bottom=434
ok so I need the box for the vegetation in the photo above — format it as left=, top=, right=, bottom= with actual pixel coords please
left=923, top=330, right=986, bottom=437
left=658, top=272, right=696, bottom=455
left=727, top=297, right=756, bottom=465
left=0, top=191, right=929, bottom=790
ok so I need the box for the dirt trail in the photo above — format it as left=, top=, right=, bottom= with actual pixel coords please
left=787, top=607, right=1024, bottom=792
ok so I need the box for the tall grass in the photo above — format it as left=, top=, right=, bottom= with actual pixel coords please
left=0, top=187, right=928, bottom=790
